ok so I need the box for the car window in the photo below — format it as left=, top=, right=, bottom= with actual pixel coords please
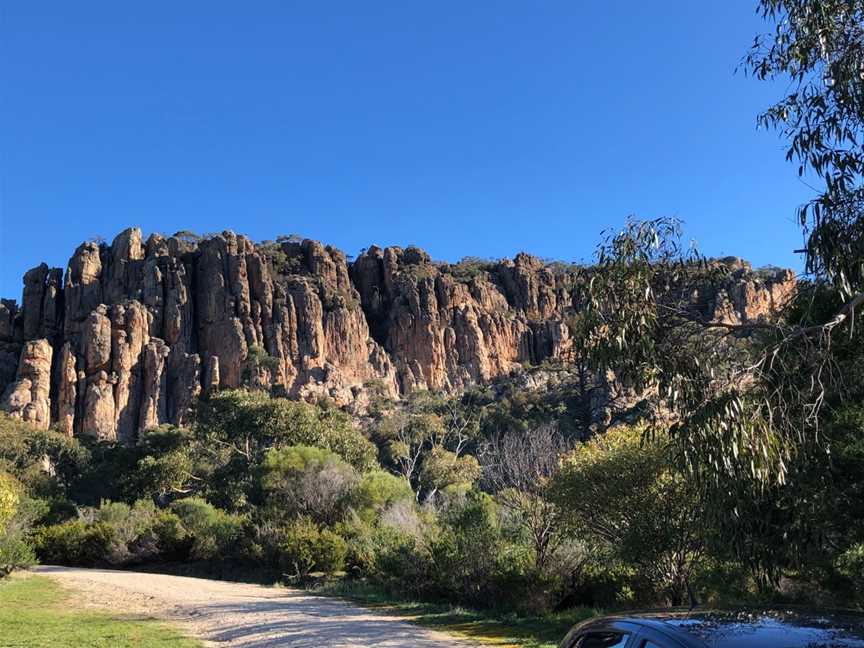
left=642, top=642, right=665, bottom=648
left=578, top=632, right=631, bottom=648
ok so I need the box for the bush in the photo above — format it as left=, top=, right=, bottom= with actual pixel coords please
left=0, top=414, right=89, bottom=500
left=197, top=390, right=377, bottom=472
left=551, top=425, right=705, bottom=606
left=246, top=345, right=280, bottom=372
left=368, top=526, right=434, bottom=598
left=32, top=520, right=115, bottom=566
left=39, top=499, right=79, bottom=526
left=350, top=471, right=413, bottom=523
left=278, top=517, right=347, bottom=576
left=0, top=488, right=39, bottom=578
left=94, top=500, right=158, bottom=564
left=349, top=491, right=544, bottom=610
left=260, top=446, right=358, bottom=526
left=0, top=534, right=35, bottom=577
left=314, top=528, right=348, bottom=574
left=129, top=427, right=197, bottom=502
left=150, top=511, right=190, bottom=559
left=443, top=257, right=496, bottom=283
left=0, top=472, right=20, bottom=529
left=88, top=499, right=190, bottom=565
left=419, top=446, right=481, bottom=493
left=429, top=491, right=503, bottom=606
left=837, top=544, right=864, bottom=603
left=487, top=548, right=552, bottom=614
left=318, top=410, right=378, bottom=472
left=338, top=517, right=376, bottom=574
left=277, top=518, right=317, bottom=576
left=170, top=498, right=243, bottom=560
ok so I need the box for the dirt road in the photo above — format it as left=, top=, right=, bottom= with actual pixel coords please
left=32, top=566, right=479, bottom=648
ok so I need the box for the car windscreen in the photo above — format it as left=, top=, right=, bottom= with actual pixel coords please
left=664, top=612, right=864, bottom=648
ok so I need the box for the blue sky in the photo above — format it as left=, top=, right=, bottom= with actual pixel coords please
left=1, top=1, right=811, bottom=300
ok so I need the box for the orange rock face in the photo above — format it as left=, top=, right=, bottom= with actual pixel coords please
left=0, top=229, right=796, bottom=442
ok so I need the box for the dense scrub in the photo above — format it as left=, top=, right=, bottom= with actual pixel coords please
left=1, top=331, right=863, bottom=616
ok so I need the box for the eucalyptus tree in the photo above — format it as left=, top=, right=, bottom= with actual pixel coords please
left=576, top=2, right=864, bottom=488
left=746, top=0, right=864, bottom=299
left=578, top=215, right=861, bottom=491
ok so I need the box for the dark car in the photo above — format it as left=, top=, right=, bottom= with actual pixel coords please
left=559, top=609, right=864, bottom=648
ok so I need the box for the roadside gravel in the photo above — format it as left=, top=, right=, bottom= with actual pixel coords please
left=32, top=565, right=479, bottom=648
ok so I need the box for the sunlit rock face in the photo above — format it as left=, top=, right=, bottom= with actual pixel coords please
left=0, top=338, right=53, bottom=429
left=0, top=227, right=796, bottom=442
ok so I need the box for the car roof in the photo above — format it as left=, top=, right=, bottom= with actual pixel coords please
left=570, top=608, right=864, bottom=648
left=571, top=615, right=703, bottom=647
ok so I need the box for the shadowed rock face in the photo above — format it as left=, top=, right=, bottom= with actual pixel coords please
left=0, top=228, right=796, bottom=442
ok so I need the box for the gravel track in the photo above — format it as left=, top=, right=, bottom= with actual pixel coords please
left=32, top=566, right=479, bottom=648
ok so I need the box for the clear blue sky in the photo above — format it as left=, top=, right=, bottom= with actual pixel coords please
left=1, top=1, right=812, bottom=301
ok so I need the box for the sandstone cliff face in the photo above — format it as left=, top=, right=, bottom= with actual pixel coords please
left=350, top=247, right=573, bottom=392
left=0, top=228, right=796, bottom=442
left=1, top=339, right=53, bottom=429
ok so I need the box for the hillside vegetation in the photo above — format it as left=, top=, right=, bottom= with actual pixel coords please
left=1, top=322, right=863, bottom=617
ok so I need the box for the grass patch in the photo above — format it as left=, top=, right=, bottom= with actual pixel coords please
left=0, top=574, right=201, bottom=648
left=311, top=579, right=599, bottom=648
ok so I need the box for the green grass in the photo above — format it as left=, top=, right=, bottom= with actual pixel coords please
left=312, top=580, right=600, bottom=648
left=0, top=575, right=202, bottom=648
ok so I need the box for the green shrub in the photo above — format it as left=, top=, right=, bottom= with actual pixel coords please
left=16, top=498, right=168, bottom=570
left=0, top=534, right=35, bottom=577
left=169, top=498, right=243, bottom=560
left=315, top=528, right=348, bottom=574
left=443, top=257, right=496, bottom=283
left=150, top=511, right=190, bottom=559
left=278, top=517, right=347, bottom=576
left=689, top=558, right=753, bottom=607
left=487, top=549, right=552, bottom=614
left=339, top=518, right=377, bottom=573
left=32, top=520, right=115, bottom=566
left=369, top=526, right=433, bottom=598
left=350, top=471, right=413, bottom=523
left=0, top=494, right=48, bottom=578
left=278, top=518, right=319, bottom=576
left=429, top=491, right=503, bottom=606
left=837, top=544, right=864, bottom=603
left=317, top=410, right=377, bottom=472
left=0, top=472, right=20, bottom=529
left=90, top=499, right=187, bottom=565
left=169, top=498, right=219, bottom=533
left=246, top=345, right=280, bottom=372
left=259, top=445, right=358, bottom=526
left=0, top=487, right=38, bottom=578
left=197, top=390, right=376, bottom=472
left=95, top=500, right=155, bottom=564
left=558, top=559, right=637, bottom=608
left=551, top=425, right=705, bottom=606
left=39, top=499, right=78, bottom=526
left=419, top=446, right=481, bottom=493
left=0, top=414, right=89, bottom=500
left=129, top=426, right=197, bottom=501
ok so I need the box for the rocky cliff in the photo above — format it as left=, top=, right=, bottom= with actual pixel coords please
left=0, top=228, right=796, bottom=442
